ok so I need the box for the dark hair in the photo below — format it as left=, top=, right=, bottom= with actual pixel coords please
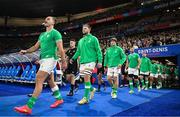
left=70, top=39, right=76, bottom=42
left=83, top=24, right=91, bottom=29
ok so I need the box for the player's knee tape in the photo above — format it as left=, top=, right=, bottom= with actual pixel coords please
left=74, top=74, right=80, bottom=81
left=84, top=70, right=92, bottom=76
left=80, top=72, right=85, bottom=77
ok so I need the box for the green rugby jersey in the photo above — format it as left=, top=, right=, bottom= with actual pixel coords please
left=150, top=63, right=159, bottom=74
left=128, top=53, right=140, bottom=68
left=140, top=57, right=151, bottom=72
left=104, top=45, right=126, bottom=68
left=72, top=33, right=102, bottom=64
left=38, top=28, right=62, bottom=59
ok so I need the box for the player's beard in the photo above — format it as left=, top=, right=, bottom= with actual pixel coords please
left=83, top=30, right=89, bottom=35
left=83, top=32, right=88, bottom=35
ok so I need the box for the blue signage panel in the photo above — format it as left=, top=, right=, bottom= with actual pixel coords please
left=135, top=44, right=180, bottom=58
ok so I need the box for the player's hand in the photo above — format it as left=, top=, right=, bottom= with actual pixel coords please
left=97, top=63, right=102, bottom=68
left=125, top=66, right=128, bottom=70
left=19, top=50, right=27, bottom=55
left=137, top=65, right=140, bottom=69
left=118, top=64, right=122, bottom=69
left=69, top=59, right=73, bottom=64
left=35, top=60, right=39, bottom=64
left=104, top=67, right=108, bottom=73
left=62, top=61, right=67, bottom=71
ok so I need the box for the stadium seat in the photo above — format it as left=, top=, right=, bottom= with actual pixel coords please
left=0, top=67, right=4, bottom=78
left=13, top=66, right=21, bottom=79
left=6, top=66, right=18, bottom=81
left=16, top=65, right=30, bottom=81
left=24, top=65, right=37, bottom=82
left=3, top=66, right=13, bottom=81
left=1, top=67, right=8, bottom=79
left=10, top=66, right=17, bottom=77
left=5, top=66, right=13, bottom=80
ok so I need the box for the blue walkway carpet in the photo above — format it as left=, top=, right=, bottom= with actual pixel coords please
left=113, top=89, right=180, bottom=116
left=0, top=83, right=177, bottom=116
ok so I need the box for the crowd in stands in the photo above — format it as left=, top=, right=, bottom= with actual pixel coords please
left=116, top=29, right=179, bottom=53
left=93, top=9, right=179, bottom=38
left=0, top=3, right=179, bottom=55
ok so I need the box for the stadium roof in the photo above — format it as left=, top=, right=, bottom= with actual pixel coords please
left=0, top=0, right=131, bottom=18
